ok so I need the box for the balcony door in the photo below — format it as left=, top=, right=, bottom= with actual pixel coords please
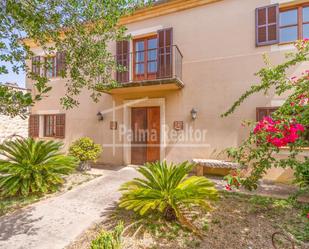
left=133, top=36, right=158, bottom=81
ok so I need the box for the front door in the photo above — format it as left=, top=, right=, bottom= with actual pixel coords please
left=131, top=107, right=160, bottom=165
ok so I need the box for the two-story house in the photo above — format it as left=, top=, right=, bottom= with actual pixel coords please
left=26, top=0, right=309, bottom=183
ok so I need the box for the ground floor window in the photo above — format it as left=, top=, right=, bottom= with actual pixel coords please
left=256, top=107, right=278, bottom=121
left=29, top=114, right=65, bottom=139
left=256, top=107, right=308, bottom=145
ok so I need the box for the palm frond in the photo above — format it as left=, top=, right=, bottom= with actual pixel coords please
left=119, top=161, right=218, bottom=233
left=0, top=138, right=78, bottom=197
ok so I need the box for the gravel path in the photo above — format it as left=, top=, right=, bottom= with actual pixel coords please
left=0, top=166, right=138, bottom=249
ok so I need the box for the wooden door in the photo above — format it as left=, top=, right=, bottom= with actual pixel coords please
left=131, top=107, right=160, bottom=165
left=147, top=107, right=160, bottom=162
left=131, top=107, right=147, bottom=165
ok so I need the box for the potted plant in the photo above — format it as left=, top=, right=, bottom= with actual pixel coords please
left=69, top=137, right=102, bottom=171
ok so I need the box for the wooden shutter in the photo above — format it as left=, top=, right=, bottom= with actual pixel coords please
left=157, top=28, right=173, bottom=78
left=256, top=4, right=279, bottom=46
left=116, top=40, right=130, bottom=83
left=55, top=114, right=65, bottom=138
left=29, top=115, right=40, bottom=138
left=256, top=107, right=278, bottom=121
left=31, top=56, right=41, bottom=75
left=56, top=52, right=66, bottom=77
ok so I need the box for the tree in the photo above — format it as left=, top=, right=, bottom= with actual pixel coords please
left=0, top=0, right=151, bottom=117
left=222, top=39, right=309, bottom=192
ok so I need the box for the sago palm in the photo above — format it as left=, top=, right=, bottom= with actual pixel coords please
left=119, top=161, right=218, bottom=233
left=0, top=138, right=78, bottom=197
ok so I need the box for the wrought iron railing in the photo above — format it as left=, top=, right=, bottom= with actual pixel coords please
left=115, top=45, right=183, bottom=84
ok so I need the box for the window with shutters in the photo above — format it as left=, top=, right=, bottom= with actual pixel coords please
left=256, top=107, right=308, bottom=145
left=31, top=52, right=66, bottom=79
left=44, top=114, right=65, bottom=138
left=256, top=107, right=278, bottom=121
left=279, top=4, right=309, bottom=43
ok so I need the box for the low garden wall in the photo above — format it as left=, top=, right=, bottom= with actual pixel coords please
left=0, top=114, right=28, bottom=143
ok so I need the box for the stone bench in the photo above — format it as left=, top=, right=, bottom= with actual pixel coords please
left=192, top=159, right=240, bottom=176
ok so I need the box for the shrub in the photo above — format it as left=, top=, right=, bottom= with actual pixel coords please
left=222, top=39, right=309, bottom=191
left=119, top=161, right=218, bottom=233
left=90, top=222, right=124, bottom=249
left=69, top=137, right=102, bottom=162
left=294, top=157, right=309, bottom=189
left=0, top=138, right=77, bottom=197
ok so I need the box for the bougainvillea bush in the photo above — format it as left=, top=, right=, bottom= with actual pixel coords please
left=222, top=39, right=309, bottom=191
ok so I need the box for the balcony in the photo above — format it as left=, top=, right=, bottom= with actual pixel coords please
left=99, top=45, right=184, bottom=95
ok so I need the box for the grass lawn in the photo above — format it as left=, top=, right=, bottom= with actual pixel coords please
left=0, top=172, right=99, bottom=217
left=67, top=191, right=309, bottom=249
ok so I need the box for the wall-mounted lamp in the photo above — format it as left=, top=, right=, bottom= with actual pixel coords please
left=97, top=111, right=104, bottom=121
left=190, top=108, right=198, bottom=120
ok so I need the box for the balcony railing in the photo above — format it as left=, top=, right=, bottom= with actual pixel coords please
left=115, top=45, right=183, bottom=85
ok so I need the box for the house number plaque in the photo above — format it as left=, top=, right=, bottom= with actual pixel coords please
left=110, top=121, right=117, bottom=130
left=173, top=121, right=183, bottom=131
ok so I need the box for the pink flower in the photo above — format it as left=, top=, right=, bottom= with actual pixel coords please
left=254, top=117, right=305, bottom=148
left=225, top=184, right=232, bottom=191
left=290, top=102, right=295, bottom=107
left=294, top=124, right=305, bottom=132
left=307, top=213, right=309, bottom=219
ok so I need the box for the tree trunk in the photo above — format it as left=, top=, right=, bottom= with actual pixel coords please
left=78, top=161, right=91, bottom=171
left=164, top=206, right=176, bottom=221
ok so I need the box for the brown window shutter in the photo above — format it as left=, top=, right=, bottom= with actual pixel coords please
left=31, top=56, right=41, bottom=75
left=29, top=114, right=40, bottom=138
left=157, top=28, right=173, bottom=78
left=256, top=4, right=279, bottom=46
left=116, top=40, right=130, bottom=83
left=56, top=52, right=66, bottom=77
left=55, top=114, right=65, bottom=138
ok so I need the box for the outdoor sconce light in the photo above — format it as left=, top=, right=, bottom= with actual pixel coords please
left=97, top=111, right=104, bottom=121
left=190, top=108, right=197, bottom=120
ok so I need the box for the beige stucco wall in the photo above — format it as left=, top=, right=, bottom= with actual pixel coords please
left=27, top=0, right=309, bottom=182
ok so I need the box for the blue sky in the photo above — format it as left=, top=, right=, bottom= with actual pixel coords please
left=0, top=38, right=26, bottom=88
left=0, top=61, right=26, bottom=88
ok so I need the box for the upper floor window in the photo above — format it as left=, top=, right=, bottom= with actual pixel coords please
left=116, top=28, right=173, bottom=83
left=45, top=57, right=57, bottom=78
left=31, top=52, right=66, bottom=78
left=133, top=36, right=158, bottom=81
left=256, top=4, right=309, bottom=46
left=279, top=5, right=309, bottom=43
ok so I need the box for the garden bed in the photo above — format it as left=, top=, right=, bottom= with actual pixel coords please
left=67, top=191, right=308, bottom=249
left=0, top=171, right=101, bottom=216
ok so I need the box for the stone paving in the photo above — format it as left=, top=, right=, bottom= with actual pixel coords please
left=0, top=166, right=138, bottom=249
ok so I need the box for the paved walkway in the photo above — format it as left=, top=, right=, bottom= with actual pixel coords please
left=0, top=167, right=304, bottom=249
left=0, top=166, right=139, bottom=249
